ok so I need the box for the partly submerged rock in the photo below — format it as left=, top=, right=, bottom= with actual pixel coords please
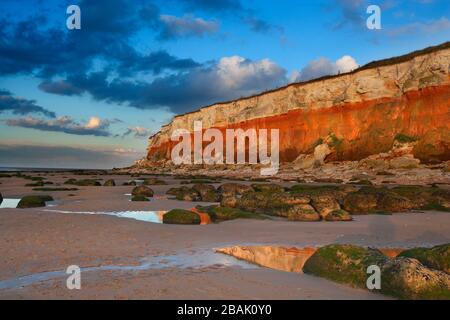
left=103, top=179, right=116, bottom=187
left=381, top=257, right=450, bottom=300
left=162, top=209, right=201, bottom=225
left=399, top=243, right=450, bottom=273
left=17, top=195, right=54, bottom=208
left=131, top=186, right=154, bottom=197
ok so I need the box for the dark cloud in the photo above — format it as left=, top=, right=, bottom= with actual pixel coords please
left=157, top=14, right=219, bottom=40
left=243, top=17, right=283, bottom=34
left=6, top=116, right=116, bottom=137
left=53, top=56, right=287, bottom=114
left=0, top=144, right=143, bottom=169
left=38, top=80, right=84, bottom=96
left=0, top=89, right=56, bottom=118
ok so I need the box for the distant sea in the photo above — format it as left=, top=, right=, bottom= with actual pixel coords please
left=0, top=167, right=105, bottom=172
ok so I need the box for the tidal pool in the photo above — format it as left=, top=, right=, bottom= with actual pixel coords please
left=44, top=209, right=166, bottom=223
left=0, top=250, right=256, bottom=290
left=0, top=199, right=21, bottom=209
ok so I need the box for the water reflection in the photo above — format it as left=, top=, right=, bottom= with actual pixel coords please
left=44, top=209, right=166, bottom=223
left=0, top=199, right=20, bottom=209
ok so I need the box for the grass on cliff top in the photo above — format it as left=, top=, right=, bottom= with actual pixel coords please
left=394, top=133, right=418, bottom=144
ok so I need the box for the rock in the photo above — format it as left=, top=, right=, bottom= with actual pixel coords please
left=250, top=183, right=284, bottom=193
left=376, top=192, right=414, bottom=213
left=343, top=192, right=378, bottom=214
left=310, top=195, right=341, bottom=218
left=277, top=193, right=310, bottom=205
left=103, top=179, right=115, bottom=187
left=281, top=204, right=321, bottom=221
left=122, top=180, right=137, bottom=186
left=217, top=183, right=253, bottom=197
left=325, top=209, right=353, bottom=221
left=343, top=186, right=414, bottom=214
left=303, top=244, right=387, bottom=288
left=313, top=143, right=332, bottom=165
left=221, top=196, right=238, bottom=208
left=163, top=209, right=201, bottom=225
left=17, top=195, right=54, bottom=208
left=381, top=257, right=450, bottom=300
left=166, top=187, right=200, bottom=201
left=399, top=243, right=450, bottom=273
left=197, top=206, right=264, bottom=222
left=192, top=184, right=219, bottom=202
left=389, top=156, right=420, bottom=169
left=131, top=186, right=154, bottom=197
left=143, top=178, right=167, bottom=185
left=131, top=195, right=150, bottom=201
left=64, top=179, right=101, bottom=186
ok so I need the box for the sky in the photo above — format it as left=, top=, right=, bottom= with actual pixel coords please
left=0, top=0, right=449, bottom=169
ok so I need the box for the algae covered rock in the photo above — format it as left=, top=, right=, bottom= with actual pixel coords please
left=221, top=196, right=238, bottom=208
left=282, top=204, right=321, bottom=221
left=303, top=244, right=387, bottom=288
left=163, top=209, right=201, bottom=225
left=17, top=195, right=54, bottom=208
left=131, top=186, right=154, bottom=197
left=311, top=195, right=341, bottom=218
left=381, top=257, right=450, bottom=300
left=166, top=186, right=200, bottom=201
left=399, top=243, right=450, bottom=273
left=64, top=179, right=101, bottom=186
left=143, top=178, right=167, bottom=185
left=250, top=183, right=284, bottom=193
left=131, top=195, right=150, bottom=202
left=192, top=184, right=219, bottom=202
left=103, top=179, right=116, bottom=187
left=217, top=183, right=253, bottom=198
left=196, top=205, right=264, bottom=222
left=343, top=192, right=378, bottom=214
left=325, top=209, right=353, bottom=222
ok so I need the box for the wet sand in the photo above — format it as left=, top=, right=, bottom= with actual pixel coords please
left=0, top=172, right=449, bottom=299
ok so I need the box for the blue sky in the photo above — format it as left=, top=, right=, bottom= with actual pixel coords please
left=0, top=0, right=449, bottom=168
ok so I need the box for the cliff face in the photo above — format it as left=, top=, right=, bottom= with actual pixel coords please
left=147, top=43, right=450, bottom=164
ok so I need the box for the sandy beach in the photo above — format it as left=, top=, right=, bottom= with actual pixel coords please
left=0, top=171, right=449, bottom=299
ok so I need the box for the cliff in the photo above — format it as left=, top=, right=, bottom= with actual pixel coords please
left=146, top=42, right=450, bottom=165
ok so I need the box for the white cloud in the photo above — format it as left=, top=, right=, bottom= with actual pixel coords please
left=290, top=55, right=359, bottom=82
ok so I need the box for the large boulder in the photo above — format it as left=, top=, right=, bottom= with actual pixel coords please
left=131, top=186, right=154, bottom=197
left=389, top=156, right=420, bottom=169
left=399, top=244, right=450, bottom=273
left=381, top=257, right=450, bottom=300
left=17, top=195, right=54, bottom=208
left=192, top=184, right=219, bottom=202
left=303, top=244, right=387, bottom=289
left=221, top=196, right=238, bottom=208
left=163, top=209, right=201, bottom=225
left=103, top=179, right=116, bottom=187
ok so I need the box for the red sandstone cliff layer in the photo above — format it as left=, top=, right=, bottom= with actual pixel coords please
left=146, top=43, right=450, bottom=164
